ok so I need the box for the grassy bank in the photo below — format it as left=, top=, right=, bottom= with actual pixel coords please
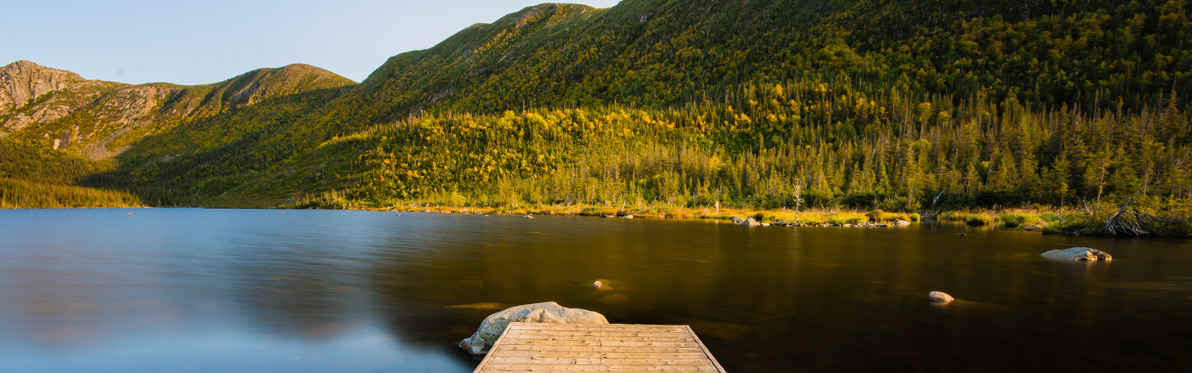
left=387, top=204, right=921, bottom=226
left=937, top=200, right=1192, bottom=237
left=274, top=189, right=1192, bottom=237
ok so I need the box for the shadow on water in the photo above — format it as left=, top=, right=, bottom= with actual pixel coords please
left=2, top=209, right=1192, bottom=371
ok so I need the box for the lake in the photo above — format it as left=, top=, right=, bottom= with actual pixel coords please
left=1, top=208, right=1190, bottom=371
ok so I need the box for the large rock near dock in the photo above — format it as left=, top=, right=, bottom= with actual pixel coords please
left=459, top=301, right=608, bottom=356
left=1041, top=247, right=1113, bottom=262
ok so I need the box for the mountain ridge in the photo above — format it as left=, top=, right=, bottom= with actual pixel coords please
left=0, top=60, right=354, bottom=158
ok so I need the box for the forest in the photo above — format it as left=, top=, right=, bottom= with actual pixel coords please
left=240, top=79, right=1187, bottom=237
left=0, top=139, right=142, bottom=208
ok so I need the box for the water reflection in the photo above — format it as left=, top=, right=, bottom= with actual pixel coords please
left=0, top=209, right=471, bottom=372
left=2, top=209, right=1191, bottom=371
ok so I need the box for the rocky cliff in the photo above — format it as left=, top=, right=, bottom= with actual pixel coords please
left=0, top=61, right=118, bottom=133
left=0, top=61, right=84, bottom=111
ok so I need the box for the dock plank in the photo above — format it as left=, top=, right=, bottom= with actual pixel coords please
left=475, top=323, right=725, bottom=372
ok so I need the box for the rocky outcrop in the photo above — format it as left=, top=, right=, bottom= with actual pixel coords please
left=0, top=61, right=83, bottom=112
left=892, top=219, right=912, bottom=227
left=0, top=61, right=112, bottom=133
left=459, top=301, right=608, bottom=355
left=1041, top=247, right=1113, bottom=262
left=3, top=81, right=126, bottom=132
left=92, top=84, right=182, bottom=124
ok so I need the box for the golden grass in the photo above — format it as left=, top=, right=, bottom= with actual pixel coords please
left=279, top=194, right=1190, bottom=236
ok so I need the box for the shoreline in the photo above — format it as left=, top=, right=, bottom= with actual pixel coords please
left=353, top=204, right=1187, bottom=237
left=370, top=204, right=1040, bottom=229
left=8, top=202, right=1186, bottom=237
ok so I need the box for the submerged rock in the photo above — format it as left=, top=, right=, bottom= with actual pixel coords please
left=928, top=291, right=955, bottom=303
left=446, top=302, right=511, bottom=311
left=1041, top=247, right=1112, bottom=262
left=459, top=301, right=608, bottom=356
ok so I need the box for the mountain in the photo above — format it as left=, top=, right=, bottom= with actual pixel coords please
left=359, top=0, right=1191, bottom=113
left=3, top=0, right=1192, bottom=224
left=0, top=61, right=352, bottom=207
left=0, top=61, right=353, bottom=159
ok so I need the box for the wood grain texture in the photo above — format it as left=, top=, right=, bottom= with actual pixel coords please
left=475, top=323, right=726, bottom=372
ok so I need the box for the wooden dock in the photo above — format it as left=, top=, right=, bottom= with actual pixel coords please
left=475, top=322, right=726, bottom=372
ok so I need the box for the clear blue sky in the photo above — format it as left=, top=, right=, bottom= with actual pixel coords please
left=4, top=0, right=621, bottom=85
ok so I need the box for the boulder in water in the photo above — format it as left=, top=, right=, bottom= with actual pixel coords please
left=928, top=291, right=955, bottom=303
left=459, top=301, right=608, bottom=355
left=592, top=279, right=613, bottom=290
left=1041, top=247, right=1112, bottom=262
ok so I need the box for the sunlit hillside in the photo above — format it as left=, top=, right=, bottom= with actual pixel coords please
left=3, top=0, right=1190, bottom=235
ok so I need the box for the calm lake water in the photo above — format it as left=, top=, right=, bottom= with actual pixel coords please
left=1, top=209, right=1191, bottom=372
